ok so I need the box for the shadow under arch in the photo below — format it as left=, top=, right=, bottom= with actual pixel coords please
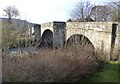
left=66, top=34, right=95, bottom=52
left=40, top=29, right=53, bottom=48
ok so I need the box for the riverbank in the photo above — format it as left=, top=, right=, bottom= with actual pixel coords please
left=81, top=61, right=119, bottom=83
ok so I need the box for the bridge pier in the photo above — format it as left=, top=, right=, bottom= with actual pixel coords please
left=53, top=22, right=66, bottom=49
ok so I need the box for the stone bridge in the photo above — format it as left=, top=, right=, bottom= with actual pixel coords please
left=33, top=21, right=119, bottom=60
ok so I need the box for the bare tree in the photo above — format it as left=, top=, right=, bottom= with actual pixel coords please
left=110, top=0, right=120, bottom=22
left=2, top=5, right=20, bottom=52
left=71, top=0, right=93, bottom=22
left=109, top=4, right=119, bottom=21
left=112, top=0, right=120, bottom=7
left=3, top=5, right=20, bottom=20
left=71, top=0, right=120, bottom=22
left=90, top=5, right=114, bottom=22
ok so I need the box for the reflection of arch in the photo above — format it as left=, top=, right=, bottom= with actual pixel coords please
left=66, top=34, right=94, bottom=50
left=41, top=29, right=53, bottom=48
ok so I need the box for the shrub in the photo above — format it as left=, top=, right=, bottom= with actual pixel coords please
left=2, top=45, right=101, bottom=82
left=2, top=22, right=17, bottom=52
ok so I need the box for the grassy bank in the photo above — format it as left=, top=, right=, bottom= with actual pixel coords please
left=83, top=61, right=119, bottom=83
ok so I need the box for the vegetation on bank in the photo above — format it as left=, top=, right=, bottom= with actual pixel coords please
left=3, top=45, right=103, bottom=82
left=2, top=21, right=34, bottom=53
left=81, top=61, right=119, bottom=83
left=3, top=46, right=119, bottom=82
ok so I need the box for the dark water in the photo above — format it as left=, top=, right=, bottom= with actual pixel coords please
left=7, top=47, right=40, bottom=54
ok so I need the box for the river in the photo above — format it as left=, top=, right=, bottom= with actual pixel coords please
left=7, top=47, right=40, bottom=55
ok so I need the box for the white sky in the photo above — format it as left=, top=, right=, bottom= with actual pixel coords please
left=0, top=0, right=119, bottom=24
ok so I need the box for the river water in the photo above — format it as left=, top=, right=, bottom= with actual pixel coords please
left=7, top=47, right=40, bottom=55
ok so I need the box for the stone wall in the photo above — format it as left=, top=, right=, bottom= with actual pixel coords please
left=39, top=21, right=119, bottom=60
left=66, top=22, right=117, bottom=60
left=41, top=22, right=53, bottom=37
left=53, top=21, right=66, bottom=48
left=110, top=23, right=119, bottom=60
left=40, top=22, right=66, bottom=48
left=34, top=24, right=41, bottom=43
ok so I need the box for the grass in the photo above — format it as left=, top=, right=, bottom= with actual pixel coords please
left=83, top=61, right=120, bottom=83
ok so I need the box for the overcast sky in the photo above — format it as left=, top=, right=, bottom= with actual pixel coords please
left=0, top=0, right=119, bottom=24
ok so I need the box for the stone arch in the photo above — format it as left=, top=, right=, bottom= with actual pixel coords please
left=41, top=29, right=53, bottom=48
left=66, top=34, right=95, bottom=51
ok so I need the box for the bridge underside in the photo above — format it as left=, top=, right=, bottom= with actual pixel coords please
left=40, top=29, right=53, bottom=48
left=66, top=34, right=94, bottom=49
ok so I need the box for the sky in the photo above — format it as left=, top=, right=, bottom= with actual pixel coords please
left=0, top=0, right=119, bottom=24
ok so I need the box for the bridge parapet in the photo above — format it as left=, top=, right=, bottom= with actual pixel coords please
left=41, top=22, right=53, bottom=28
left=41, top=22, right=54, bottom=37
left=66, top=22, right=114, bottom=33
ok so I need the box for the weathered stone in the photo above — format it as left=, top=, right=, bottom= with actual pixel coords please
left=35, top=21, right=119, bottom=60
